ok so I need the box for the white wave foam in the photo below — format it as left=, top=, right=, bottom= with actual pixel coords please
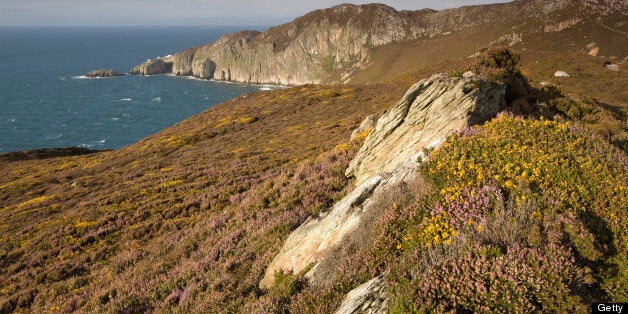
left=96, top=139, right=106, bottom=144
left=45, top=133, right=63, bottom=139
left=183, top=76, right=206, bottom=81
left=112, top=118, right=120, bottom=121
left=152, top=97, right=161, bottom=102
left=120, top=98, right=132, bottom=101
left=258, top=84, right=286, bottom=91
left=73, top=76, right=88, bottom=79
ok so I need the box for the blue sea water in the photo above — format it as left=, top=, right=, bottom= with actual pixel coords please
left=0, top=26, right=270, bottom=153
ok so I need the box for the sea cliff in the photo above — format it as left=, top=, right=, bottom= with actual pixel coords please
left=129, top=0, right=626, bottom=85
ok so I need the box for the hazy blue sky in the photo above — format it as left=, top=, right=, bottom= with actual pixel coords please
left=0, top=0, right=511, bottom=26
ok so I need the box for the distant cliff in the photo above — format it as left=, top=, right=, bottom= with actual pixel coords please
left=129, top=0, right=625, bottom=85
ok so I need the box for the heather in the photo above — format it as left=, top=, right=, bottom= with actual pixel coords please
left=1, top=42, right=627, bottom=312
left=0, top=82, right=406, bottom=312
left=388, top=115, right=628, bottom=311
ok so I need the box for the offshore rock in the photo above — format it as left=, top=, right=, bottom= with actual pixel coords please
left=346, top=74, right=506, bottom=185
left=85, top=69, right=123, bottom=78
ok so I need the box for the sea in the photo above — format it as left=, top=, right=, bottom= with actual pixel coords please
left=0, top=26, right=273, bottom=153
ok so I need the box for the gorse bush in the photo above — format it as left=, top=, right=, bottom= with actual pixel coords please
left=425, top=115, right=627, bottom=219
left=387, top=115, right=628, bottom=311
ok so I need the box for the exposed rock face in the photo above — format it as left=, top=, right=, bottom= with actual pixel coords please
left=155, top=5, right=414, bottom=85
left=85, top=69, right=123, bottom=78
left=260, top=74, right=506, bottom=290
left=346, top=74, right=506, bottom=185
left=350, top=114, right=376, bottom=142
left=543, top=18, right=582, bottom=32
left=335, top=275, right=388, bottom=314
left=130, top=56, right=174, bottom=75
left=259, top=174, right=384, bottom=289
left=130, top=0, right=622, bottom=85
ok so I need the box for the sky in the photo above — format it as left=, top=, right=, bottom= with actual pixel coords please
left=0, top=0, right=512, bottom=26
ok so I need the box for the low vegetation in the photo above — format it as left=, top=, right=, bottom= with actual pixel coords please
left=1, top=45, right=626, bottom=312
left=0, top=82, right=406, bottom=312
left=389, top=115, right=627, bottom=311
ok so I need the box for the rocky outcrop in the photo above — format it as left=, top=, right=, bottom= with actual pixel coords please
left=85, top=69, right=123, bottom=78
left=543, top=18, right=582, bottom=32
left=346, top=74, right=506, bottom=185
left=0, top=147, right=108, bottom=162
left=259, top=174, right=385, bottom=288
left=349, top=114, right=376, bottom=142
left=130, top=55, right=174, bottom=75
left=260, top=74, right=506, bottom=291
left=335, top=275, right=388, bottom=314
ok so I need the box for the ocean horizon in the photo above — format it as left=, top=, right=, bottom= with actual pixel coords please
left=0, top=25, right=274, bottom=153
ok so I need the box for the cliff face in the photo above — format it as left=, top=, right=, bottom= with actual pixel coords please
left=130, top=55, right=174, bottom=75
left=130, top=0, right=624, bottom=85
left=168, top=4, right=414, bottom=85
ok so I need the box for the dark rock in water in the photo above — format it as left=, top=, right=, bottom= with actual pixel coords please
left=86, top=69, right=124, bottom=78
left=0, top=147, right=111, bottom=162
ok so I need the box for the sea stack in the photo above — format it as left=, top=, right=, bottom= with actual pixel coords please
left=85, top=69, right=124, bottom=78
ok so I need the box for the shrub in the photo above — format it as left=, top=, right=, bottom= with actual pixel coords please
left=403, top=114, right=628, bottom=307
left=392, top=243, right=583, bottom=313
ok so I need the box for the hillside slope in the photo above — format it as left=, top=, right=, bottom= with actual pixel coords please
left=0, top=79, right=410, bottom=312
left=130, top=0, right=626, bottom=85
left=1, top=0, right=627, bottom=312
left=2, top=47, right=627, bottom=312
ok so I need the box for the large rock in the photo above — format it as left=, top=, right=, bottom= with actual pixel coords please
left=130, top=56, right=174, bottom=75
left=259, top=174, right=385, bottom=289
left=260, top=74, right=506, bottom=289
left=346, top=74, right=506, bottom=185
left=85, top=69, right=123, bottom=78
left=335, top=275, right=388, bottom=314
